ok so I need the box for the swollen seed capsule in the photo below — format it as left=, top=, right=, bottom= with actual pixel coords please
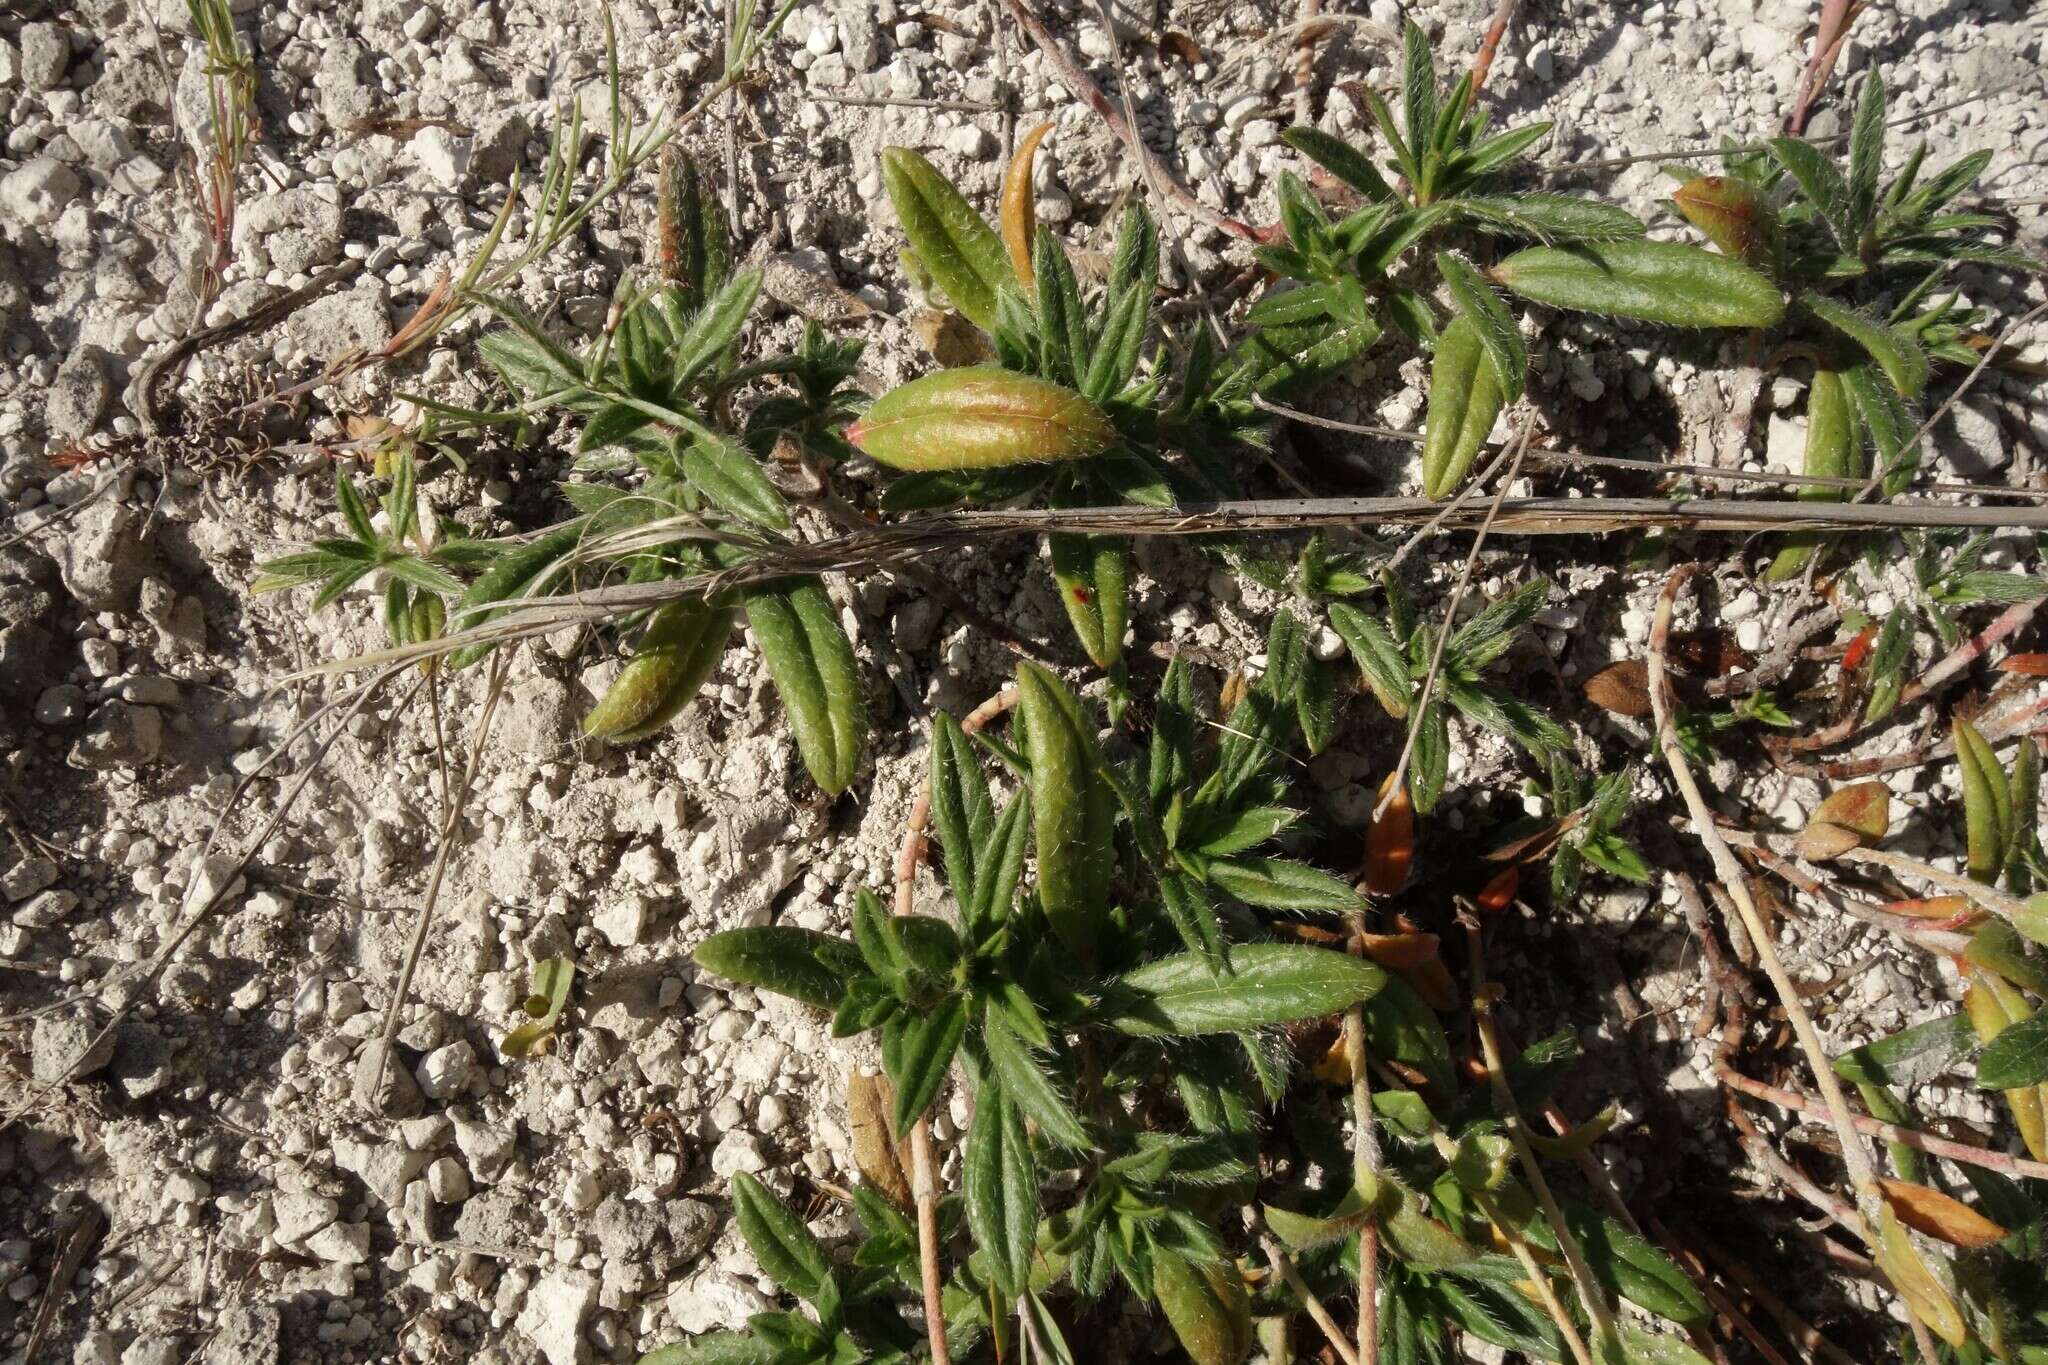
left=846, top=367, right=1116, bottom=472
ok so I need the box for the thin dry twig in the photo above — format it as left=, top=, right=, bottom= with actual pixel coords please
left=1648, top=566, right=1882, bottom=1213
left=367, top=655, right=510, bottom=1104
left=1261, top=1235, right=1362, bottom=1365
left=1718, top=1066, right=2048, bottom=1182
left=1470, top=0, right=1521, bottom=92
left=1341, top=997, right=1381, bottom=1365
left=1667, top=1217, right=1859, bottom=1365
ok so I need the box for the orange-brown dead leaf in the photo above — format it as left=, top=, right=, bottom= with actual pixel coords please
left=1582, top=659, right=1654, bottom=718
left=1000, top=121, right=1054, bottom=287
left=1158, top=30, right=1205, bottom=65
left=1358, top=931, right=1456, bottom=1010
left=1365, top=773, right=1415, bottom=896
left=1475, top=866, right=1519, bottom=914
left=2000, top=653, right=2048, bottom=678
left=1878, top=1178, right=2007, bottom=1250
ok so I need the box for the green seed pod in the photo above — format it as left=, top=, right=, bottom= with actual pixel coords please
left=1672, top=176, right=1779, bottom=269
left=1492, top=239, right=1786, bottom=329
left=1764, top=368, right=1861, bottom=583
left=1016, top=661, right=1116, bottom=967
left=743, top=578, right=868, bottom=796
left=1420, top=314, right=1507, bottom=500
left=1152, top=1251, right=1253, bottom=1365
left=848, top=367, right=1117, bottom=472
left=1048, top=533, right=1129, bottom=670
left=582, top=601, right=734, bottom=742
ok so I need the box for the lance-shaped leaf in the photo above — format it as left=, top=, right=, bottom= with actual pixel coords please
left=930, top=712, right=994, bottom=897
left=1282, top=125, right=1396, bottom=202
left=1559, top=1203, right=1709, bottom=1325
left=1846, top=72, right=1886, bottom=237
left=694, top=925, right=867, bottom=1011
left=847, top=366, right=1115, bottom=471
left=1764, top=367, right=1860, bottom=583
left=1454, top=193, right=1647, bottom=244
left=1206, top=856, right=1361, bottom=912
left=1033, top=227, right=1088, bottom=387
left=1799, top=293, right=1930, bottom=397
left=1420, top=313, right=1506, bottom=499
left=1491, top=239, right=1785, bottom=328
left=1833, top=1013, right=1973, bottom=1087
left=446, top=523, right=586, bottom=667
left=743, top=579, right=866, bottom=795
left=1000, top=121, right=1054, bottom=287
left=678, top=424, right=790, bottom=529
left=982, top=1009, right=1089, bottom=1148
left=1151, top=1250, right=1253, bottom=1365
left=1955, top=718, right=2013, bottom=883
left=731, top=1171, right=835, bottom=1302
left=671, top=267, right=764, bottom=392
left=1436, top=250, right=1526, bottom=401
left=964, top=1089, right=1037, bottom=1297
left=1671, top=176, right=1777, bottom=266
left=638, top=1332, right=777, bottom=1365
left=500, top=956, right=575, bottom=1058
left=1842, top=362, right=1920, bottom=495
left=882, top=146, right=1013, bottom=332
left=1049, top=532, right=1129, bottom=670
left=1016, top=661, right=1116, bottom=965
left=883, top=995, right=968, bottom=1137
left=1877, top=1178, right=2007, bottom=1250
left=1963, top=965, right=2048, bottom=1159
left=1329, top=603, right=1412, bottom=718
left=1108, top=943, right=1386, bottom=1036
left=1247, top=313, right=1385, bottom=399
left=583, top=601, right=735, bottom=742
left=1769, top=135, right=1854, bottom=248
left=1873, top=1204, right=1968, bottom=1347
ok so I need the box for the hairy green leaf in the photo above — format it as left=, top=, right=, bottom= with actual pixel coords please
left=881, top=146, right=1014, bottom=331
left=1493, top=240, right=1785, bottom=328
left=731, top=1170, right=835, bottom=1302
left=1420, top=314, right=1506, bottom=499
left=1109, top=944, right=1386, bottom=1036
left=743, top=578, right=866, bottom=794
left=694, top=926, right=866, bottom=1011
left=964, top=1089, right=1037, bottom=1297
left=1016, top=661, right=1117, bottom=965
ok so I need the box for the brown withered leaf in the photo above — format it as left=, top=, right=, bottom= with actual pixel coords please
left=1358, top=931, right=1457, bottom=1011
left=1483, top=808, right=1585, bottom=864
left=1878, top=1178, right=2008, bottom=1251
left=910, top=309, right=994, bottom=368
left=1583, top=660, right=1653, bottom=718
left=1794, top=782, right=1891, bottom=862
left=1158, top=30, right=1205, bottom=65
left=847, top=1069, right=915, bottom=1211
left=1883, top=895, right=1978, bottom=922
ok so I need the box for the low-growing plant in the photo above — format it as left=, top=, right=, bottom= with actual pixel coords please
left=1326, top=575, right=1567, bottom=811
left=664, top=637, right=1717, bottom=1363
left=1665, top=73, right=2043, bottom=579
left=852, top=134, right=1263, bottom=674
left=259, top=155, right=870, bottom=795
left=1250, top=21, right=1782, bottom=499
